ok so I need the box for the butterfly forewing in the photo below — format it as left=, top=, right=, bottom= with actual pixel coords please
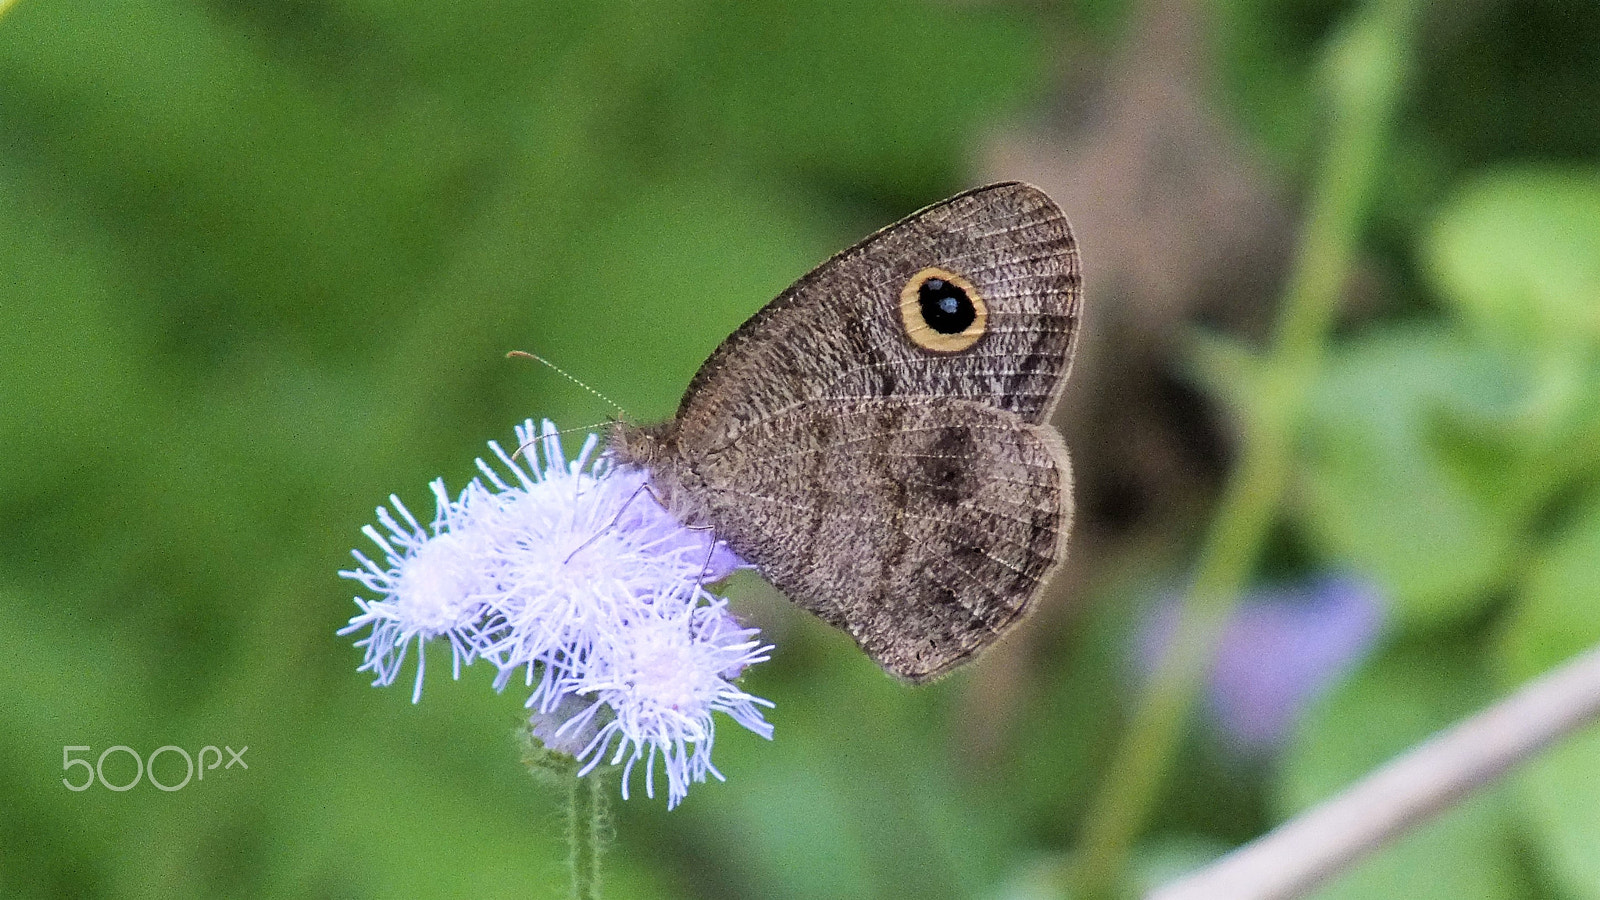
left=671, top=182, right=1081, bottom=457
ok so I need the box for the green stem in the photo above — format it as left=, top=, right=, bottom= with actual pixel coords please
left=568, top=774, right=607, bottom=900
left=1070, top=1, right=1420, bottom=896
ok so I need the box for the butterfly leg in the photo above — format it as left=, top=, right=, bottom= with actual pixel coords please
left=561, top=480, right=653, bottom=564
left=562, top=478, right=722, bottom=574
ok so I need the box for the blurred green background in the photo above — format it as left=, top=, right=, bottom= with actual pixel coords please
left=3, top=0, right=1600, bottom=897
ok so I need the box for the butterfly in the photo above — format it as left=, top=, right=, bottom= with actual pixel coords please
left=611, top=182, right=1081, bottom=681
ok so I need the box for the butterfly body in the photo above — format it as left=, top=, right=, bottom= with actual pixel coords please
left=610, top=182, right=1081, bottom=682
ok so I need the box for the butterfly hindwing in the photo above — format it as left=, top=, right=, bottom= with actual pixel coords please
left=688, top=398, right=1071, bottom=680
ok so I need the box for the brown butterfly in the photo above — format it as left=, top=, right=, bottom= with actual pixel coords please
left=611, top=182, right=1082, bottom=681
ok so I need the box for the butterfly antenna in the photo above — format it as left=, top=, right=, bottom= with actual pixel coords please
left=507, top=350, right=627, bottom=419
left=509, top=421, right=611, bottom=462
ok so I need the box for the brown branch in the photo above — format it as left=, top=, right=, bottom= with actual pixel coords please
left=1148, top=643, right=1600, bottom=900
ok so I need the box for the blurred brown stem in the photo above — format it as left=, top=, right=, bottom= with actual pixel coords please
left=1148, top=643, right=1600, bottom=900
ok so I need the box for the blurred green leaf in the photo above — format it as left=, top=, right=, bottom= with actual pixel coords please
left=1500, top=493, right=1600, bottom=679
left=1279, top=644, right=1522, bottom=900
left=1498, top=491, right=1600, bottom=900
left=0, top=588, right=152, bottom=897
left=633, top=0, right=1047, bottom=197
left=1211, top=0, right=1333, bottom=166
left=677, top=641, right=1019, bottom=900
left=1007, top=574, right=1146, bottom=836
left=1183, top=328, right=1265, bottom=431
left=984, top=854, right=1073, bottom=900
left=0, top=165, right=151, bottom=511
left=529, top=176, right=840, bottom=422
left=1129, top=834, right=1232, bottom=899
left=1425, top=169, right=1600, bottom=348
left=1296, top=329, right=1526, bottom=626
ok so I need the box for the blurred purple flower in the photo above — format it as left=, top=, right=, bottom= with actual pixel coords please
left=1140, top=576, right=1385, bottom=755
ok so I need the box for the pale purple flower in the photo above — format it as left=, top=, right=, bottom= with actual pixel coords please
left=534, top=593, right=773, bottom=807
left=340, top=420, right=774, bottom=807
left=339, top=482, right=497, bottom=703
left=1140, top=575, right=1385, bottom=755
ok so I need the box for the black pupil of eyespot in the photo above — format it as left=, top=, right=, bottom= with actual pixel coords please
left=917, top=277, right=975, bottom=335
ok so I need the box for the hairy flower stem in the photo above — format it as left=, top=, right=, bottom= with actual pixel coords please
left=568, top=772, right=608, bottom=900
left=1070, top=0, right=1422, bottom=896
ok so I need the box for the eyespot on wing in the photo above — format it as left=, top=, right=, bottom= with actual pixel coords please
left=898, top=266, right=987, bottom=353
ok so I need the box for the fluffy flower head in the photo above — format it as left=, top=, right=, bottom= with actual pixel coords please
left=340, top=420, right=773, bottom=807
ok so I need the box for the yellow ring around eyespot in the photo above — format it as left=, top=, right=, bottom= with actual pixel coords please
left=898, top=267, right=987, bottom=353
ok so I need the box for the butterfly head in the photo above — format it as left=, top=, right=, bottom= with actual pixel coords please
left=607, top=419, right=672, bottom=470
